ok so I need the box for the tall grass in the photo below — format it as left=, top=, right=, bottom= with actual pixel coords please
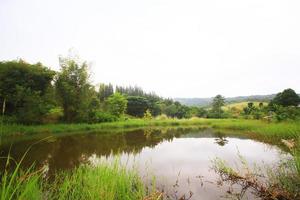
left=0, top=151, right=42, bottom=200
left=47, top=160, right=149, bottom=200
left=1, top=118, right=300, bottom=139
left=0, top=158, right=158, bottom=200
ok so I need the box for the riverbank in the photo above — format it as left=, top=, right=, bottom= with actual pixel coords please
left=1, top=118, right=300, bottom=141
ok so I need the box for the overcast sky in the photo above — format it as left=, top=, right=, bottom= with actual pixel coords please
left=1, top=0, right=300, bottom=98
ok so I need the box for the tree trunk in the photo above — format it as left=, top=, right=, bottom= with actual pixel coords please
left=2, top=98, right=5, bottom=116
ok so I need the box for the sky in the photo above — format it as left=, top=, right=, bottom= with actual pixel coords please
left=0, top=0, right=300, bottom=98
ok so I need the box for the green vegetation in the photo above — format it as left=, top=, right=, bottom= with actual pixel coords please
left=0, top=57, right=193, bottom=125
left=1, top=56, right=299, bottom=125
left=222, top=101, right=267, bottom=111
left=1, top=56, right=300, bottom=199
left=1, top=118, right=300, bottom=142
left=0, top=60, right=56, bottom=124
left=208, top=94, right=226, bottom=118
left=270, top=88, right=300, bottom=107
left=1, top=118, right=300, bottom=199
left=106, top=92, right=128, bottom=118
left=0, top=157, right=159, bottom=200
left=55, top=55, right=98, bottom=123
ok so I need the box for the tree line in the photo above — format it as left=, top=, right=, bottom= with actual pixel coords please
left=1, top=55, right=299, bottom=124
left=0, top=56, right=195, bottom=124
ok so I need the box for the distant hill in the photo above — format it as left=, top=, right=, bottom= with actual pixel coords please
left=174, top=94, right=277, bottom=107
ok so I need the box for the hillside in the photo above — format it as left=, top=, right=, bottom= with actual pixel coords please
left=174, top=94, right=276, bottom=107
left=222, top=102, right=267, bottom=111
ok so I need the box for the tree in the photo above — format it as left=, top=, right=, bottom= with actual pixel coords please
left=106, top=92, right=127, bottom=117
left=270, top=88, right=300, bottom=107
left=196, top=107, right=208, bottom=118
left=0, top=60, right=55, bottom=124
left=210, top=95, right=225, bottom=118
left=55, top=55, right=96, bottom=122
left=98, top=83, right=114, bottom=102
left=163, top=101, right=190, bottom=119
left=126, top=96, right=149, bottom=117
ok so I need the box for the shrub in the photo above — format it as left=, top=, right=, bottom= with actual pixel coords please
left=273, top=106, right=300, bottom=121
left=143, top=109, right=152, bottom=120
left=42, top=107, right=64, bottom=123
left=91, top=111, right=118, bottom=123
left=155, top=114, right=169, bottom=120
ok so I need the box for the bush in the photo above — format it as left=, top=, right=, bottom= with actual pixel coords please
left=89, top=111, right=118, bottom=123
left=42, top=107, right=64, bottom=124
left=0, top=115, right=17, bottom=124
left=155, top=114, right=169, bottom=120
left=274, top=106, right=300, bottom=121
left=143, top=109, right=152, bottom=120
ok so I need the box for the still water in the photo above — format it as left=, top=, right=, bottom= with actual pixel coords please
left=0, top=127, right=289, bottom=199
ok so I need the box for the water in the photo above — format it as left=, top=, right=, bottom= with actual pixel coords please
left=0, top=127, right=289, bottom=199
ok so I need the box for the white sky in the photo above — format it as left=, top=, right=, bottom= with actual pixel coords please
left=1, top=0, right=300, bottom=98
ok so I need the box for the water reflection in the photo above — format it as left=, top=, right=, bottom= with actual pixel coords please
left=214, top=137, right=229, bottom=146
left=0, top=127, right=288, bottom=199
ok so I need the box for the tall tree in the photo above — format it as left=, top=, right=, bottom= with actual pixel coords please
left=98, top=83, right=114, bottom=102
left=210, top=95, right=225, bottom=118
left=55, top=55, right=96, bottom=122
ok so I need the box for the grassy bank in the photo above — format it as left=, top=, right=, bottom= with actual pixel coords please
left=1, top=118, right=300, bottom=199
left=0, top=158, right=159, bottom=200
left=1, top=118, right=300, bottom=141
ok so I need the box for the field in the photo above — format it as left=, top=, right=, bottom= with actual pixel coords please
left=222, top=101, right=268, bottom=111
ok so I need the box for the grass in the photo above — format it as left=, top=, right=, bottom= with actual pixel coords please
left=1, top=118, right=300, bottom=142
left=222, top=101, right=267, bottom=111
left=0, top=157, right=159, bottom=200
left=1, top=118, right=300, bottom=199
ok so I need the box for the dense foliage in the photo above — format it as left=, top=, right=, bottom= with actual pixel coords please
left=0, top=60, right=56, bottom=124
left=270, top=88, right=300, bottom=107
left=55, top=56, right=97, bottom=123
left=208, top=95, right=226, bottom=118
left=1, top=57, right=299, bottom=124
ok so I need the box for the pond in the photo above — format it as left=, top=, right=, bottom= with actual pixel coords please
left=0, top=127, right=290, bottom=199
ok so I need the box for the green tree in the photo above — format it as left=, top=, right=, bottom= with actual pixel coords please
left=106, top=92, right=127, bottom=117
left=195, top=107, right=208, bottom=118
left=243, top=102, right=255, bottom=115
left=270, top=88, right=300, bottom=107
left=126, top=96, right=149, bottom=117
left=210, top=95, right=225, bottom=118
left=0, top=60, right=55, bottom=124
left=98, top=83, right=114, bottom=102
left=55, top=55, right=96, bottom=122
left=163, top=101, right=190, bottom=119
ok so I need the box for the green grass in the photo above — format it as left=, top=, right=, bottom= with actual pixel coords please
left=1, top=118, right=300, bottom=142
left=0, top=118, right=209, bottom=137
left=0, top=158, right=158, bottom=200
left=1, top=118, right=300, bottom=199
